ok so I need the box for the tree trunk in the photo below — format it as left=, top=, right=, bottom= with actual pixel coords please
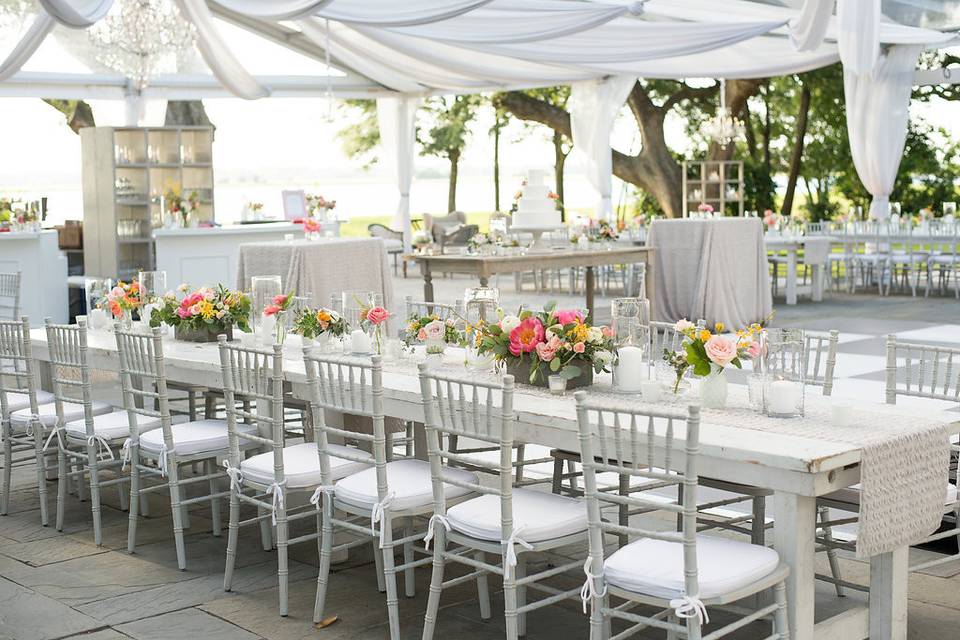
left=447, top=150, right=460, bottom=212
left=782, top=83, right=811, bottom=217
left=742, top=103, right=757, bottom=162
left=493, top=123, right=501, bottom=212
left=762, top=84, right=772, bottom=177
left=165, top=100, right=213, bottom=127
left=42, top=99, right=95, bottom=134
left=553, top=130, right=567, bottom=221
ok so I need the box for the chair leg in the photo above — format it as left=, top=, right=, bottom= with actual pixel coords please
left=566, top=459, right=579, bottom=493
left=818, top=505, right=845, bottom=597
left=86, top=443, right=104, bottom=546
left=259, top=504, right=273, bottom=551
left=403, top=517, right=415, bottom=598
left=618, top=473, right=629, bottom=548
left=75, top=461, right=86, bottom=501
left=504, top=557, right=520, bottom=640
left=515, top=443, right=526, bottom=485
left=128, top=454, right=140, bottom=554
left=167, top=466, right=188, bottom=570
left=475, top=551, right=491, bottom=620
left=421, top=525, right=447, bottom=640
left=752, top=496, right=766, bottom=545
left=206, top=459, right=221, bottom=537
left=516, top=554, right=527, bottom=637
left=773, top=579, right=789, bottom=639
left=373, top=537, right=386, bottom=592
left=276, top=496, right=289, bottom=616
left=56, top=447, right=67, bottom=531
left=380, top=514, right=401, bottom=640
left=0, top=427, right=11, bottom=516
left=313, top=495, right=334, bottom=623
left=32, top=426, right=48, bottom=527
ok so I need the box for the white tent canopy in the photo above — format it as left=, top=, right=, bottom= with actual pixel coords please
left=0, top=0, right=957, bottom=232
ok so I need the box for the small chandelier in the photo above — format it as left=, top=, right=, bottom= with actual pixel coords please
left=701, top=79, right=744, bottom=147
left=88, top=0, right=196, bottom=93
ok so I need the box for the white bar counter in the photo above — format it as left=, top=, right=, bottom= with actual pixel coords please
left=0, top=230, right=68, bottom=323
left=154, top=222, right=304, bottom=288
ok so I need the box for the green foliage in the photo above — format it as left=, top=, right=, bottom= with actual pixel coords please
left=418, top=94, right=480, bottom=161
left=336, top=99, right=380, bottom=168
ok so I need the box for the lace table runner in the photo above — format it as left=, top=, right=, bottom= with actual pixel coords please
left=402, top=355, right=951, bottom=558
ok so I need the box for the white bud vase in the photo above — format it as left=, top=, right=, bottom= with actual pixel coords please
left=699, top=364, right=728, bottom=409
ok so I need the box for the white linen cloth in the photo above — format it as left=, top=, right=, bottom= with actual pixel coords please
left=235, top=237, right=394, bottom=314
left=377, top=96, right=420, bottom=253
left=38, top=0, right=113, bottom=27
left=647, top=218, right=772, bottom=329
left=801, top=236, right=832, bottom=266
left=569, top=76, right=636, bottom=221
left=844, top=44, right=923, bottom=220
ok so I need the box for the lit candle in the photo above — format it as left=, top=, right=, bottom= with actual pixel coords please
left=614, top=345, right=645, bottom=393
left=768, top=379, right=801, bottom=415
left=350, top=329, right=372, bottom=354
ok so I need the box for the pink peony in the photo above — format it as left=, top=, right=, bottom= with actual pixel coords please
left=263, top=304, right=281, bottom=316
left=176, top=305, right=192, bottom=319
left=704, top=335, right=737, bottom=367
left=508, top=317, right=545, bottom=356
left=535, top=336, right=561, bottom=362
left=272, top=294, right=288, bottom=306
left=365, top=306, right=390, bottom=326
left=573, top=341, right=586, bottom=354
left=553, top=309, right=584, bottom=326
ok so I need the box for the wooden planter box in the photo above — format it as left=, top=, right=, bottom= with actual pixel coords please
left=175, top=324, right=233, bottom=343
left=506, top=358, right=594, bottom=389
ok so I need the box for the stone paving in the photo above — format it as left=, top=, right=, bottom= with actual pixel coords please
left=2, top=274, right=960, bottom=639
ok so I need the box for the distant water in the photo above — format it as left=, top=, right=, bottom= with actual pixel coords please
left=14, top=174, right=623, bottom=228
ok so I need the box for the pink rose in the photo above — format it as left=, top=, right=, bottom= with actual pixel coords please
left=573, top=341, right=586, bottom=354
left=746, top=340, right=762, bottom=359
left=508, top=317, right=545, bottom=356
left=417, top=328, right=427, bottom=340
left=176, top=306, right=192, bottom=319
left=704, top=335, right=737, bottom=367
left=365, top=306, right=390, bottom=326
left=422, top=319, right=445, bottom=342
left=272, top=294, right=288, bottom=306
left=535, top=336, right=561, bottom=362
left=263, top=304, right=281, bottom=316
left=601, top=326, right=613, bottom=338
left=553, top=309, right=584, bottom=326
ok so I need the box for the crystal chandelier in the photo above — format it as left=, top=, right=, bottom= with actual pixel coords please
left=701, top=79, right=744, bottom=147
left=88, top=0, right=196, bottom=92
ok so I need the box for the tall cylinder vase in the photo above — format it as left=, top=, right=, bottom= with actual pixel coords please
left=699, top=364, right=728, bottom=409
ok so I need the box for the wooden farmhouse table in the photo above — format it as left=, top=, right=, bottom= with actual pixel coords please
left=410, top=246, right=655, bottom=319
left=28, top=329, right=960, bottom=640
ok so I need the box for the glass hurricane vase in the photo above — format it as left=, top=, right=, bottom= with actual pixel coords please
left=699, top=364, right=728, bottom=409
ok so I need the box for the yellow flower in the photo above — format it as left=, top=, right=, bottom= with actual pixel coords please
left=198, top=300, right=215, bottom=320
left=698, top=329, right=711, bottom=342
left=567, top=321, right=591, bottom=343
left=317, top=310, right=332, bottom=324
left=714, top=322, right=725, bottom=333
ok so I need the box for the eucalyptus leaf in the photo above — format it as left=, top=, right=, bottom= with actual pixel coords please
left=549, top=357, right=561, bottom=372
left=560, top=365, right=581, bottom=380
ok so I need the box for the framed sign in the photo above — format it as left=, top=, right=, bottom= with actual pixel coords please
left=281, top=190, right=307, bottom=220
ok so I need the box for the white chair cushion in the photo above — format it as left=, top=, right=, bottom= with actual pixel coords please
left=241, top=442, right=372, bottom=489
left=827, top=482, right=957, bottom=508
left=446, top=489, right=587, bottom=543
left=140, top=419, right=251, bottom=458
left=11, top=399, right=112, bottom=430
left=335, top=458, right=477, bottom=512
left=4, top=390, right=54, bottom=413
left=604, top=535, right=781, bottom=601
left=64, top=411, right=161, bottom=442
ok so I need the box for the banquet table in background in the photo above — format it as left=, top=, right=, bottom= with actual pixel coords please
left=648, top=217, right=772, bottom=327
left=236, top=237, right=394, bottom=312
left=765, top=235, right=833, bottom=305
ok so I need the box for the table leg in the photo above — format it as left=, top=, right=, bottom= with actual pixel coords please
left=786, top=250, right=798, bottom=305
left=422, top=264, right=434, bottom=303
left=774, top=491, right=816, bottom=640
left=644, top=255, right=656, bottom=318
left=479, top=275, right=490, bottom=287
left=585, top=266, right=595, bottom=318
left=811, top=263, right=824, bottom=302
left=869, top=546, right=908, bottom=640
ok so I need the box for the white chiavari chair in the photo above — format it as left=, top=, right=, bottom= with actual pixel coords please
left=115, top=326, right=241, bottom=568
left=0, top=272, right=21, bottom=321
left=219, top=337, right=317, bottom=615
left=650, top=320, right=684, bottom=363
left=816, top=336, right=960, bottom=594
left=418, top=366, right=588, bottom=640
left=805, top=330, right=839, bottom=397
left=306, top=353, right=477, bottom=638
left=403, top=296, right=463, bottom=323
left=887, top=225, right=931, bottom=297
left=929, top=223, right=960, bottom=298
left=575, top=394, right=790, bottom=640
left=0, top=317, right=55, bottom=524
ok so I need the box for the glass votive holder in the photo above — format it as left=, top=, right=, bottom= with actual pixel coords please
left=761, top=328, right=805, bottom=418
left=640, top=379, right=661, bottom=403
left=747, top=373, right=764, bottom=412
left=548, top=375, right=567, bottom=396
left=251, top=275, right=282, bottom=334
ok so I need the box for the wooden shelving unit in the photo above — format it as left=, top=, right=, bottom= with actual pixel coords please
left=80, top=126, right=215, bottom=279
left=681, top=160, right=744, bottom=217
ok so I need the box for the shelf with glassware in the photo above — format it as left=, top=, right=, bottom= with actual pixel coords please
left=80, top=125, right=215, bottom=280
left=681, top=160, right=744, bottom=218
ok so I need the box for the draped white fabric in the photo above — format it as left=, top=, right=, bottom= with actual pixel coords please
left=38, top=0, right=114, bottom=28
left=377, top=96, right=420, bottom=252
left=789, top=0, right=834, bottom=51
left=174, top=0, right=270, bottom=100
left=318, top=0, right=494, bottom=26
left=0, top=15, right=55, bottom=82
left=208, top=0, right=332, bottom=20
left=838, top=0, right=881, bottom=75
left=568, top=76, right=635, bottom=221
left=844, top=44, right=923, bottom=220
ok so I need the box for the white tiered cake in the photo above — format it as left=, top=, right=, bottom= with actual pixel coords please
left=513, top=170, right=562, bottom=229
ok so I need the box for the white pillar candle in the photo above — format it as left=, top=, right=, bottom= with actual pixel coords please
left=350, top=329, right=372, bottom=354
left=640, top=379, right=661, bottom=403
left=260, top=313, right=277, bottom=344
left=614, top=345, right=645, bottom=393
left=768, top=379, right=801, bottom=415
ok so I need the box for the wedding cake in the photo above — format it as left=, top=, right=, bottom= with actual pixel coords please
left=512, top=170, right=562, bottom=229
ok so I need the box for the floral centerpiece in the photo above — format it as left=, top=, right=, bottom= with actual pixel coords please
left=302, top=217, right=322, bottom=239
left=306, top=193, right=336, bottom=219
left=661, top=319, right=762, bottom=407
left=592, top=219, right=619, bottom=242
left=360, top=305, right=390, bottom=354
left=762, top=209, right=781, bottom=231
left=99, top=281, right=141, bottom=326
left=262, top=293, right=295, bottom=345
left=165, top=187, right=199, bottom=228
left=293, top=307, right=349, bottom=351
left=475, top=302, right=614, bottom=388
left=149, top=284, right=251, bottom=342
left=412, top=229, right=433, bottom=252
left=403, top=314, right=462, bottom=360
left=468, top=232, right=497, bottom=254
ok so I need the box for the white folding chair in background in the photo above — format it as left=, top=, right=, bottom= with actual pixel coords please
left=575, top=394, right=790, bottom=640
left=418, top=366, right=588, bottom=640
left=0, top=272, right=21, bottom=321
left=0, top=317, right=55, bottom=525
left=116, top=325, right=237, bottom=568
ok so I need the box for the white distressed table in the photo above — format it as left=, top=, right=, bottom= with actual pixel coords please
left=28, top=330, right=960, bottom=640
left=764, top=236, right=830, bottom=306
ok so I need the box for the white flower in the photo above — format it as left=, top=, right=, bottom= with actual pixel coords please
left=588, top=327, right=603, bottom=343
left=594, top=350, right=614, bottom=367
left=500, top=315, right=521, bottom=333
left=674, top=318, right=695, bottom=332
